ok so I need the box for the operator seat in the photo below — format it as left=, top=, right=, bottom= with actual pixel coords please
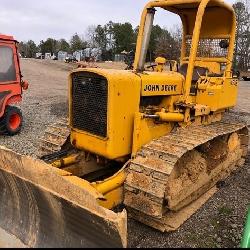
left=179, top=63, right=208, bottom=82
left=179, top=64, right=208, bottom=95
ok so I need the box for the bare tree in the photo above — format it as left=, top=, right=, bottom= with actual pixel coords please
left=155, top=24, right=182, bottom=61
left=86, top=25, right=97, bottom=48
left=170, top=24, right=182, bottom=60
left=233, top=1, right=250, bottom=70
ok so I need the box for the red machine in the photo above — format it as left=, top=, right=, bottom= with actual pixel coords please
left=0, top=34, right=28, bottom=135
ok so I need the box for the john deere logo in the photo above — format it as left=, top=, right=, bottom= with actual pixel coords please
left=144, top=84, right=177, bottom=92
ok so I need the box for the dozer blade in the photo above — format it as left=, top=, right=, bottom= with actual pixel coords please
left=0, top=147, right=127, bottom=248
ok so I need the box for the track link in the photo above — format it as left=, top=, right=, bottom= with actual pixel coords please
left=38, top=118, right=71, bottom=157
left=124, top=121, right=249, bottom=231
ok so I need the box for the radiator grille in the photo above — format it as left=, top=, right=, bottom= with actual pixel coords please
left=72, top=72, right=108, bottom=138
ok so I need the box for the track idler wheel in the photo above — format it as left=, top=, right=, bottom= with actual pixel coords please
left=165, top=132, right=244, bottom=211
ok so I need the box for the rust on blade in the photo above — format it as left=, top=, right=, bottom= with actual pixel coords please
left=0, top=146, right=127, bottom=248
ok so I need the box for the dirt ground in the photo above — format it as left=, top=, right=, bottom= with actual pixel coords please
left=0, top=58, right=249, bottom=248
left=0, top=229, right=26, bottom=248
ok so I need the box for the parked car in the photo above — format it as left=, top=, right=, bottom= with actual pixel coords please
left=51, top=55, right=58, bottom=60
left=241, top=69, right=250, bottom=81
left=65, top=56, right=77, bottom=63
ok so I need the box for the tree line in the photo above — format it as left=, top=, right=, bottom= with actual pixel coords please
left=18, top=0, right=249, bottom=70
left=18, top=34, right=86, bottom=58
left=19, top=21, right=181, bottom=62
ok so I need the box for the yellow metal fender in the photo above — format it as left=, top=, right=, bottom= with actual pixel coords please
left=92, top=162, right=129, bottom=210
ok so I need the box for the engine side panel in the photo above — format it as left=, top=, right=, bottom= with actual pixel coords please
left=140, top=71, right=184, bottom=96
left=70, top=69, right=141, bottom=160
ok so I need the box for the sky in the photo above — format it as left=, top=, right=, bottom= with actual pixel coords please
left=0, top=0, right=236, bottom=44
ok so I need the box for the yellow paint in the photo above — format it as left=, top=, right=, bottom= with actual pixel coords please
left=97, top=188, right=124, bottom=210
left=196, top=77, right=238, bottom=111
left=155, top=57, right=167, bottom=72
left=156, top=112, right=185, bottom=122
left=45, top=0, right=243, bottom=223
left=92, top=168, right=127, bottom=209
left=68, top=0, right=238, bottom=161
left=195, top=61, right=221, bottom=75
left=132, top=112, right=173, bottom=156
left=51, top=154, right=80, bottom=168
left=65, top=0, right=240, bottom=212
left=92, top=171, right=126, bottom=195
left=140, top=71, right=184, bottom=96
left=169, top=60, right=179, bottom=72
left=155, top=57, right=166, bottom=65
left=194, top=104, right=211, bottom=116
left=69, top=68, right=141, bottom=160
left=134, top=0, right=236, bottom=103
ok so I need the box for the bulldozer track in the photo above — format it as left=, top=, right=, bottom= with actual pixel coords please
left=124, top=121, right=249, bottom=231
left=38, top=118, right=71, bottom=157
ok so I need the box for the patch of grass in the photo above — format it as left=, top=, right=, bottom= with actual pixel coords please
left=211, top=219, right=216, bottom=227
left=196, top=235, right=217, bottom=248
left=218, top=206, right=233, bottom=216
left=187, top=232, right=199, bottom=242
left=188, top=232, right=217, bottom=248
left=204, top=237, right=217, bottom=248
left=211, top=218, right=221, bottom=229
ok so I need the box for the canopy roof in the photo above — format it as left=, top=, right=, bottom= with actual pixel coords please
left=146, top=0, right=235, bottom=38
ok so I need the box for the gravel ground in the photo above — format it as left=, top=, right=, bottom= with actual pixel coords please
left=0, top=59, right=249, bottom=248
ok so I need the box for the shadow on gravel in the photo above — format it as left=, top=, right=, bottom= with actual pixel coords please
left=50, top=102, right=68, bottom=118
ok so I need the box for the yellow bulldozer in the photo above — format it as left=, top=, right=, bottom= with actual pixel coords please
left=0, top=0, right=249, bottom=248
